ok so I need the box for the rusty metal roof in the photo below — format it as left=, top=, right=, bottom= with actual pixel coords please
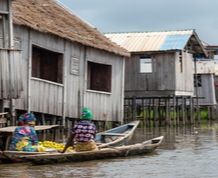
left=105, top=30, right=198, bottom=53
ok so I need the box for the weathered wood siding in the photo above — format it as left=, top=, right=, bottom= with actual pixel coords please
left=196, top=74, right=216, bottom=105
left=0, top=0, right=8, bottom=11
left=9, top=25, right=125, bottom=122
left=152, top=53, right=176, bottom=91
left=83, top=48, right=125, bottom=122
left=175, top=51, right=194, bottom=95
left=0, top=2, right=23, bottom=100
left=31, top=78, right=63, bottom=115
left=64, top=41, right=82, bottom=118
left=175, top=52, right=194, bottom=95
left=214, top=76, right=218, bottom=102
left=0, top=49, right=22, bottom=99
left=125, top=51, right=194, bottom=97
left=125, top=52, right=176, bottom=97
left=13, top=26, right=29, bottom=110
left=13, top=26, right=68, bottom=116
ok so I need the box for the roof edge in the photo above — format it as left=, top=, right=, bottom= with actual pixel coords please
left=192, top=30, right=208, bottom=57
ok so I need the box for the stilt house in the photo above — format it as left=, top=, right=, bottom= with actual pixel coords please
left=195, top=59, right=216, bottom=105
left=105, top=30, right=208, bottom=98
left=0, top=0, right=129, bottom=125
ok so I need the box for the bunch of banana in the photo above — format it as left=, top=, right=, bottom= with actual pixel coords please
left=39, top=141, right=73, bottom=152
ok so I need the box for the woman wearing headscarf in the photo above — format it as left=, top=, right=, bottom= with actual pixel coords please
left=9, top=112, right=45, bottom=152
left=61, top=107, right=98, bottom=153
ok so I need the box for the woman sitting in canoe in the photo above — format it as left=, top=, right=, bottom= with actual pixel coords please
left=61, top=107, right=98, bottom=153
left=9, top=112, right=45, bottom=152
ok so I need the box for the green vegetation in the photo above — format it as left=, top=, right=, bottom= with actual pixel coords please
left=124, top=107, right=212, bottom=125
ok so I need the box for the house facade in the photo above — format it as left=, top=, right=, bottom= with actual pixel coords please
left=105, top=30, right=208, bottom=98
left=0, top=0, right=22, bottom=101
left=0, top=0, right=129, bottom=124
left=195, top=59, right=216, bottom=105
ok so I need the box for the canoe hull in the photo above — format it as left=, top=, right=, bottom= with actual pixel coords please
left=96, top=120, right=140, bottom=148
left=2, top=136, right=164, bottom=165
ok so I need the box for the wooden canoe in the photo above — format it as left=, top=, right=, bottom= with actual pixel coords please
left=95, top=120, right=140, bottom=148
left=1, top=136, right=164, bottom=164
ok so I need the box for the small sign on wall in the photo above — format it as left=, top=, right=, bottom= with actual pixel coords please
left=70, top=57, right=80, bottom=75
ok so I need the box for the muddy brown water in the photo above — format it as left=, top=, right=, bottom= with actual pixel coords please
left=1, top=123, right=218, bottom=178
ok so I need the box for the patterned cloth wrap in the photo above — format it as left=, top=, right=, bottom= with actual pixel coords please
left=74, top=140, right=98, bottom=152
left=9, top=112, right=44, bottom=152
left=72, top=120, right=98, bottom=152
left=9, top=126, right=39, bottom=152
left=18, top=112, right=36, bottom=126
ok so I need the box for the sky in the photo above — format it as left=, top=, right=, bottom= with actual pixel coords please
left=58, top=0, right=218, bottom=45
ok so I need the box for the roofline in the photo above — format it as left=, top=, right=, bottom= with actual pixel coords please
left=131, top=49, right=183, bottom=55
left=105, top=29, right=207, bottom=56
left=192, top=30, right=208, bottom=57
left=56, top=0, right=96, bottom=29
left=206, top=45, right=218, bottom=49
left=104, top=29, right=194, bottom=35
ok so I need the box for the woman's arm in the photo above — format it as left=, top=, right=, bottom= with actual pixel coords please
left=60, top=133, right=74, bottom=153
left=30, top=127, right=38, bottom=145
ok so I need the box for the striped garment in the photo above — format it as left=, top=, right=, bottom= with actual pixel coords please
left=72, top=120, right=96, bottom=142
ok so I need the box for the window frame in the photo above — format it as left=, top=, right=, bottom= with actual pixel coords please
left=87, top=61, right=112, bottom=93
left=139, top=56, right=153, bottom=73
left=194, top=74, right=202, bottom=87
left=31, top=45, right=63, bottom=84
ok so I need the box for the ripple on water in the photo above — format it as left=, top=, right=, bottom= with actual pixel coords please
left=1, top=125, right=218, bottom=178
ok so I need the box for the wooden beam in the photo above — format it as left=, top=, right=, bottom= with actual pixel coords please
left=101, top=133, right=126, bottom=136
left=0, top=10, right=9, bottom=15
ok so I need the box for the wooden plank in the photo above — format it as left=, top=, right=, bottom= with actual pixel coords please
left=0, top=112, right=8, bottom=116
left=101, top=133, right=126, bottom=136
left=0, top=10, right=9, bottom=15
left=0, top=125, right=60, bottom=133
left=0, top=117, right=7, bottom=124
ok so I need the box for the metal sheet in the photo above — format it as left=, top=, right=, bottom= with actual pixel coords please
left=105, top=30, right=193, bottom=52
left=160, top=34, right=190, bottom=50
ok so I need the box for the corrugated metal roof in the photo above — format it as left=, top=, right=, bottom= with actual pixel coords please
left=105, top=30, right=194, bottom=52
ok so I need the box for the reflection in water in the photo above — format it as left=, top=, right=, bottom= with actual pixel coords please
left=1, top=123, right=218, bottom=178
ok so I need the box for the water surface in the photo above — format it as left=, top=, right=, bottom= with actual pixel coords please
left=1, top=123, right=218, bottom=178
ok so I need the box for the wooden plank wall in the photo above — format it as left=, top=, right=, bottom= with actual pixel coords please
left=175, top=51, right=194, bottom=95
left=10, top=25, right=125, bottom=122
left=152, top=53, right=175, bottom=90
left=125, top=51, right=195, bottom=98
left=125, top=52, right=176, bottom=97
left=13, top=26, right=29, bottom=110
left=214, top=76, right=218, bottom=102
left=64, top=42, right=82, bottom=118
left=0, top=49, right=22, bottom=99
left=0, top=0, right=8, bottom=11
left=83, top=48, right=125, bottom=122
left=197, top=74, right=216, bottom=105
left=31, top=78, right=63, bottom=116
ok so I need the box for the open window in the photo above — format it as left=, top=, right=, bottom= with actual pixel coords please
left=87, top=61, right=112, bottom=92
left=194, top=74, right=202, bottom=87
left=140, top=56, right=152, bottom=73
left=32, top=45, right=63, bottom=83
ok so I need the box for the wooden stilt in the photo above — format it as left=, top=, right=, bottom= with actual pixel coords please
left=158, top=98, right=162, bottom=126
left=189, top=97, right=193, bottom=125
left=182, top=96, right=185, bottom=125
left=41, top=114, right=46, bottom=141
left=142, top=98, right=145, bottom=127
left=165, top=98, right=169, bottom=126
left=176, top=97, right=179, bottom=126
